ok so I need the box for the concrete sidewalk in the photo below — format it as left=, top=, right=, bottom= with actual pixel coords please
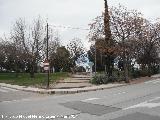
left=0, top=82, right=125, bottom=94
left=1, top=74, right=160, bottom=95
left=151, top=74, right=160, bottom=78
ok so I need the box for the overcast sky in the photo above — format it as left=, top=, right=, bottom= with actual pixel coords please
left=0, top=0, right=160, bottom=49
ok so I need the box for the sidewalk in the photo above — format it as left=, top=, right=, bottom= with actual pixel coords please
left=1, top=74, right=160, bottom=95
left=0, top=82, right=125, bottom=94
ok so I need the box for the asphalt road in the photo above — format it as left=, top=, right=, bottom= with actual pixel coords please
left=1, top=78, right=160, bottom=120
left=0, top=86, right=46, bottom=103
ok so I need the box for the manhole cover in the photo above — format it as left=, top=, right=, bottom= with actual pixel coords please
left=60, top=101, right=120, bottom=116
left=111, top=112, right=160, bottom=120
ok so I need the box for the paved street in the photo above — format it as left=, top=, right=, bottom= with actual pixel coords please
left=1, top=78, right=160, bottom=120
left=0, top=86, right=46, bottom=102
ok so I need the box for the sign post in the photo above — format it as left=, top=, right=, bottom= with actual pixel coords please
left=44, top=23, right=50, bottom=89
left=88, top=62, right=94, bottom=76
left=43, top=59, right=50, bottom=89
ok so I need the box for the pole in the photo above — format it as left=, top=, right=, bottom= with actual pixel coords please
left=46, top=23, right=50, bottom=89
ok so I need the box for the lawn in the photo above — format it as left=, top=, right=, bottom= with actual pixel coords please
left=0, top=72, right=69, bottom=86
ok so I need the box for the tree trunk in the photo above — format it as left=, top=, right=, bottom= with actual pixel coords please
left=29, top=62, right=35, bottom=78
left=124, top=60, right=129, bottom=82
left=30, top=67, right=35, bottom=78
left=123, top=49, right=129, bottom=83
left=15, top=63, right=19, bottom=77
left=148, top=63, right=151, bottom=77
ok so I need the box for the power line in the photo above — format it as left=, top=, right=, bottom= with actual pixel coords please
left=49, top=24, right=89, bottom=31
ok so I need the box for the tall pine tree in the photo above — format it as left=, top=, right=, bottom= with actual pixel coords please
left=103, top=0, right=115, bottom=78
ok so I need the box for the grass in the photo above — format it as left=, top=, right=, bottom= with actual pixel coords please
left=0, top=72, right=69, bottom=86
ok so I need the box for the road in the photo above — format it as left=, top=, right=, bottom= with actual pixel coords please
left=0, top=86, right=46, bottom=102
left=1, top=78, right=160, bottom=120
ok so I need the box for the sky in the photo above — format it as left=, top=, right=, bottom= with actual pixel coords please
left=0, top=0, right=160, bottom=50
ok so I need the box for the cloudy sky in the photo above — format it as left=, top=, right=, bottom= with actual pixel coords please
left=0, top=0, right=160, bottom=49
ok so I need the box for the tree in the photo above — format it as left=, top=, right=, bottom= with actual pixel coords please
left=0, top=37, right=27, bottom=74
left=28, top=17, right=45, bottom=77
left=48, top=31, right=61, bottom=57
left=10, top=18, right=29, bottom=76
left=89, top=4, right=144, bottom=82
left=0, top=39, right=6, bottom=71
left=10, top=17, right=45, bottom=78
left=89, top=0, right=115, bottom=78
left=133, top=19, right=160, bottom=76
left=87, top=44, right=104, bottom=72
left=103, top=0, right=116, bottom=77
left=110, top=5, right=142, bottom=81
left=50, top=46, right=72, bottom=72
left=67, top=38, right=85, bottom=67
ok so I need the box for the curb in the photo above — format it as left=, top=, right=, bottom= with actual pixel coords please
left=0, top=83, right=126, bottom=95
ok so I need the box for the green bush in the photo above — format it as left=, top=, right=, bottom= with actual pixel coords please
left=131, top=69, right=141, bottom=78
left=76, top=66, right=86, bottom=72
left=151, top=66, right=159, bottom=75
left=90, top=74, right=117, bottom=85
left=90, top=74, right=107, bottom=84
left=131, top=68, right=153, bottom=78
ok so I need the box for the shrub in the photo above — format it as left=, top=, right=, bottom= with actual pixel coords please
left=76, top=66, right=86, bottom=72
left=151, top=66, right=159, bottom=75
left=131, top=69, right=141, bottom=78
left=139, top=69, right=148, bottom=77
left=90, top=74, right=117, bottom=85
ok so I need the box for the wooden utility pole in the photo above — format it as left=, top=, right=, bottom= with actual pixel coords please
left=46, top=23, right=50, bottom=89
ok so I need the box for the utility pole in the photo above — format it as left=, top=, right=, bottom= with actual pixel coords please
left=46, top=23, right=50, bottom=89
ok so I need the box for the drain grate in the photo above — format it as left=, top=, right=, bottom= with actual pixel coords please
left=60, top=101, right=120, bottom=116
left=111, top=112, right=160, bottom=120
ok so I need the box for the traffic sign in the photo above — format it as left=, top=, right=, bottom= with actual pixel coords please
left=88, top=62, right=94, bottom=67
left=43, top=59, right=50, bottom=71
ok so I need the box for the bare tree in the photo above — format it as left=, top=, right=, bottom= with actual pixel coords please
left=67, top=38, right=85, bottom=67
left=88, top=4, right=149, bottom=81
left=109, top=5, right=142, bottom=82
left=29, top=17, right=45, bottom=76
left=133, top=19, right=160, bottom=76
left=10, top=18, right=29, bottom=76
left=0, top=38, right=7, bottom=71
left=11, top=17, right=45, bottom=78
left=48, top=30, right=61, bottom=57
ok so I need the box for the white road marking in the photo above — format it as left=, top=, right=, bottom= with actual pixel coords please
left=123, top=97, right=160, bottom=110
left=82, top=98, right=101, bottom=102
